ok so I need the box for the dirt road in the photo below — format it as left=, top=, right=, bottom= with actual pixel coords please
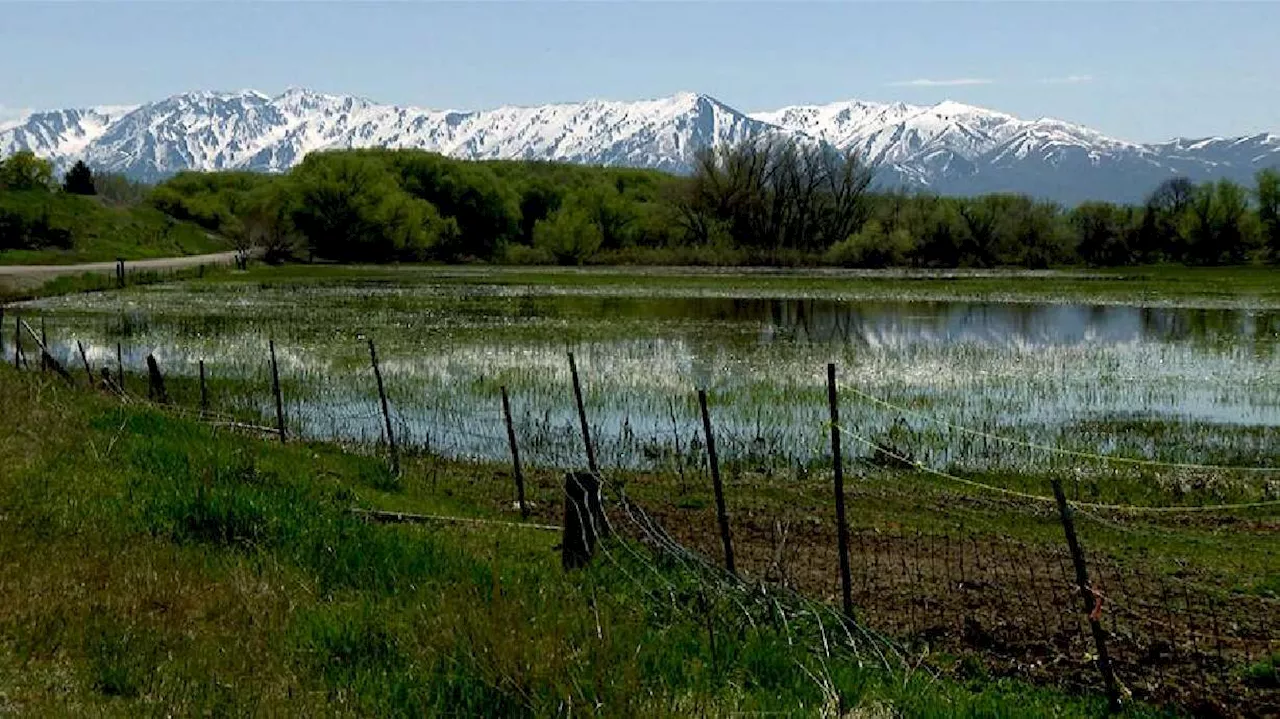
left=0, top=251, right=242, bottom=279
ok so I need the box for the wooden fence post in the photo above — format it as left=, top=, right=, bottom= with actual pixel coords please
left=269, top=339, right=286, bottom=443
left=76, top=341, right=93, bottom=387
left=698, top=388, right=736, bottom=576
left=116, top=343, right=125, bottom=394
left=198, top=360, right=209, bottom=419
left=567, top=352, right=598, bottom=475
left=116, top=258, right=125, bottom=288
left=827, top=363, right=855, bottom=621
left=568, top=352, right=610, bottom=536
left=562, top=471, right=604, bottom=570
left=1050, top=478, right=1122, bottom=712
left=145, top=353, right=168, bottom=403
left=367, top=339, right=399, bottom=475
left=500, top=385, right=528, bottom=519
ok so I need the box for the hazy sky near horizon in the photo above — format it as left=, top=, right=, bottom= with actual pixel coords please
left=2, top=2, right=1277, bottom=142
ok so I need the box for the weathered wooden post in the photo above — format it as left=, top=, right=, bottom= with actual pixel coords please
left=1050, top=478, right=1122, bottom=712
left=698, top=388, right=736, bottom=576
left=500, top=385, right=528, bottom=519
left=567, top=352, right=598, bottom=475
left=116, top=343, right=125, bottom=394
left=562, top=471, right=602, bottom=570
left=13, top=313, right=21, bottom=369
left=269, top=339, right=286, bottom=443
left=19, top=320, right=73, bottom=383
left=827, top=363, right=855, bottom=621
left=40, top=318, right=49, bottom=372
left=116, top=258, right=125, bottom=288
left=198, top=360, right=209, bottom=419
left=76, top=341, right=93, bottom=387
left=367, top=339, right=399, bottom=475
left=146, top=354, right=168, bottom=403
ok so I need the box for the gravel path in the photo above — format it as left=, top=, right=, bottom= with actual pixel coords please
left=0, top=251, right=242, bottom=278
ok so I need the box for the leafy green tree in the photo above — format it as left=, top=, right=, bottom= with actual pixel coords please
left=93, top=172, right=150, bottom=206
left=1257, top=169, right=1280, bottom=262
left=517, top=181, right=562, bottom=244
left=1072, top=201, right=1131, bottom=266
left=390, top=151, right=519, bottom=260
left=1182, top=180, right=1263, bottom=265
left=0, top=150, right=54, bottom=191
left=289, top=152, right=455, bottom=262
left=1137, top=177, right=1196, bottom=261
left=825, top=221, right=916, bottom=268
left=62, top=160, right=96, bottom=195
left=532, top=204, right=603, bottom=265
left=240, top=183, right=303, bottom=263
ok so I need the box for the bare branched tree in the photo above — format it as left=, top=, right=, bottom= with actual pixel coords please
left=680, top=136, right=876, bottom=252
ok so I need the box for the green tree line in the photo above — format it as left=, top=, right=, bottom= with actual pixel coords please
left=4, top=144, right=1279, bottom=266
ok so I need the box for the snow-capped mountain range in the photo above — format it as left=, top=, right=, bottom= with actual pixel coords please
left=2, top=88, right=1277, bottom=204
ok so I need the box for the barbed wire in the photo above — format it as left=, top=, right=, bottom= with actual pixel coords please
left=836, top=423, right=1280, bottom=514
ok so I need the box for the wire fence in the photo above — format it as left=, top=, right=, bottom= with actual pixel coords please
left=5, top=314, right=1278, bottom=716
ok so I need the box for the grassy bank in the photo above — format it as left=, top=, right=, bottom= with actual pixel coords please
left=0, top=365, right=1168, bottom=717
left=0, top=189, right=229, bottom=266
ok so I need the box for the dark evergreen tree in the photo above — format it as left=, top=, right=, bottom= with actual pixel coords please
left=62, top=160, right=96, bottom=195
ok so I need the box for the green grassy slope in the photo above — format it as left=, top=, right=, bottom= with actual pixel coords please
left=0, top=190, right=230, bottom=265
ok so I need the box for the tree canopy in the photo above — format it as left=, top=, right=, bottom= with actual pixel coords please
left=4, top=143, right=1279, bottom=267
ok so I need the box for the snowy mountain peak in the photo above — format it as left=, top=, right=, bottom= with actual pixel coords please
left=1, top=88, right=1276, bottom=203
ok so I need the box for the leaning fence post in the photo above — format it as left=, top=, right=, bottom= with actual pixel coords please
left=567, top=352, right=598, bottom=475
left=76, top=341, right=93, bottom=387
left=827, top=363, right=855, bottom=621
left=198, top=360, right=209, bottom=419
left=1050, top=478, right=1122, bottom=712
left=40, top=318, right=49, bottom=373
left=698, top=388, right=736, bottom=576
left=500, top=385, right=528, bottom=519
left=19, top=320, right=73, bottom=383
left=145, top=353, right=168, bottom=403
left=367, top=339, right=399, bottom=475
left=269, top=339, right=286, bottom=443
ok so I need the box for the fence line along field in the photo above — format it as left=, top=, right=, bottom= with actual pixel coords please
left=3, top=265, right=1278, bottom=716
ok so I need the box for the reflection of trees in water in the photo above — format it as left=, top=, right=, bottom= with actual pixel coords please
left=578, top=294, right=1278, bottom=355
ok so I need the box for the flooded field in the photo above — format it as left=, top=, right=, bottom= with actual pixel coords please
left=9, top=267, right=1280, bottom=478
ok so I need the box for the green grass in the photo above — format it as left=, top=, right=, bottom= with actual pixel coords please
left=207, top=264, right=1280, bottom=308
left=0, top=189, right=229, bottom=266
left=0, top=365, right=1173, bottom=717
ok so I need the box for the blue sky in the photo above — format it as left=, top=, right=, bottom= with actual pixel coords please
left=2, top=2, right=1277, bottom=142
